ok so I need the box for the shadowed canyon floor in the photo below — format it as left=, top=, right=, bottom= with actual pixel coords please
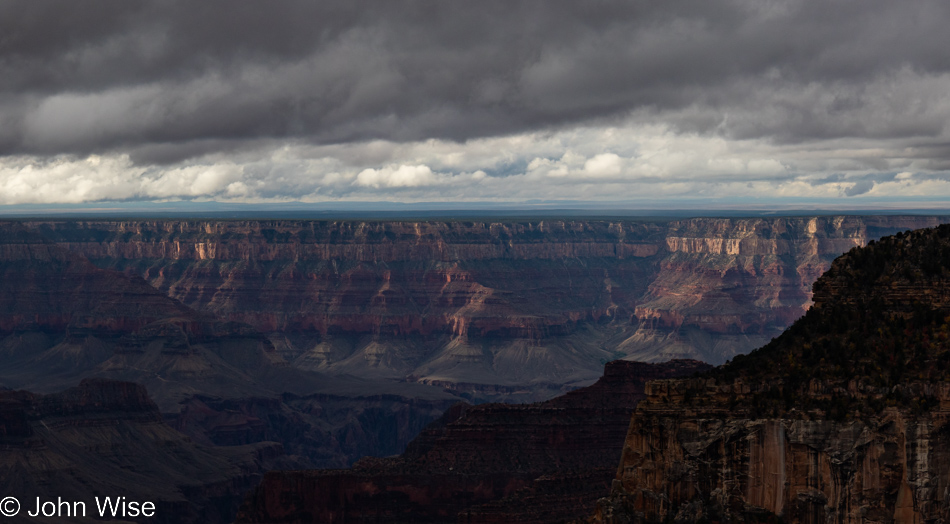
left=236, top=359, right=712, bottom=523
left=0, top=379, right=280, bottom=524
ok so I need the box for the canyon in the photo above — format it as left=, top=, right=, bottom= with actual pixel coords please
left=0, top=223, right=459, bottom=473
left=236, top=358, right=712, bottom=523
left=592, top=224, right=950, bottom=524
left=1, top=216, right=948, bottom=522
left=21, top=215, right=946, bottom=401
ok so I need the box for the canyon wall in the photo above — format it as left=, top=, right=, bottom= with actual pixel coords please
left=593, top=224, right=950, bottom=524
left=18, top=216, right=945, bottom=394
left=236, top=359, right=712, bottom=524
left=0, top=223, right=460, bottom=471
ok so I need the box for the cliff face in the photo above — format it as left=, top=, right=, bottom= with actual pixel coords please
left=594, top=224, right=950, bottom=524
left=235, top=359, right=711, bottom=523
left=0, top=379, right=280, bottom=524
left=19, top=216, right=945, bottom=395
left=0, top=222, right=459, bottom=471
left=31, top=220, right=663, bottom=339
left=0, top=223, right=198, bottom=334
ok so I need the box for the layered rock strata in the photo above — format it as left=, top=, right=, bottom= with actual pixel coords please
left=0, top=223, right=197, bottom=334
left=236, top=359, right=711, bottom=523
left=0, top=222, right=459, bottom=470
left=20, top=216, right=942, bottom=393
left=592, top=224, right=950, bottom=524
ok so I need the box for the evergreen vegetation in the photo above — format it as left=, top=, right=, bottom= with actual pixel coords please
left=704, top=224, right=950, bottom=418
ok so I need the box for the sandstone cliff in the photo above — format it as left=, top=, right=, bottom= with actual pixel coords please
left=19, top=216, right=945, bottom=397
left=235, top=359, right=711, bottom=523
left=593, top=224, right=950, bottom=524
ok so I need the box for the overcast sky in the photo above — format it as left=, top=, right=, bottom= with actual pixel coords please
left=2, top=1, right=950, bottom=208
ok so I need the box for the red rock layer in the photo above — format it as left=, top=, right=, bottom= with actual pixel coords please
left=235, top=359, right=712, bottom=523
left=631, top=216, right=939, bottom=335
left=0, top=223, right=199, bottom=335
left=21, top=217, right=944, bottom=367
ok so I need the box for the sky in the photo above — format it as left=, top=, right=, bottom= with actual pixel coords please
left=2, top=1, right=950, bottom=209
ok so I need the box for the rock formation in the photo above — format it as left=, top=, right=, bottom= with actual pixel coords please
left=235, top=359, right=711, bottom=523
left=17, top=216, right=945, bottom=400
left=3, top=217, right=950, bottom=522
left=592, top=224, right=950, bottom=524
left=0, top=222, right=459, bottom=471
left=0, top=222, right=197, bottom=334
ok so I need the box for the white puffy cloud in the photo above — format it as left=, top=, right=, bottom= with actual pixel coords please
left=140, top=164, right=244, bottom=198
left=1, top=118, right=950, bottom=207
left=583, top=153, right=623, bottom=177
left=0, top=155, right=144, bottom=204
left=355, top=165, right=438, bottom=188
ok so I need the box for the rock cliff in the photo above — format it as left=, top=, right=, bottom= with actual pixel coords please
left=18, top=216, right=945, bottom=397
left=0, top=222, right=459, bottom=470
left=0, top=222, right=197, bottom=334
left=592, top=224, right=950, bottom=524
left=235, top=359, right=711, bottom=523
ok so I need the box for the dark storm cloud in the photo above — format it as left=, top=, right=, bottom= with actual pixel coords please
left=3, top=0, right=950, bottom=160
left=844, top=180, right=874, bottom=196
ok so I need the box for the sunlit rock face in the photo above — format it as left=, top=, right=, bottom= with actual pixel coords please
left=593, top=224, right=950, bottom=524
left=21, top=216, right=945, bottom=396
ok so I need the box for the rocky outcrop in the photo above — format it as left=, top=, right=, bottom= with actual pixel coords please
left=236, top=359, right=711, bottom=523
left=592, top=224, right=950, bottom=524
left=0, top=379, right=280, bottom=524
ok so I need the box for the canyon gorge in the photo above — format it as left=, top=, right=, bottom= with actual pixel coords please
left=20, top=215, right=945, bottom=400
left=236, top=359, right=712, bottom=523
left=235, top=221, right=950, bottom=522
left=1, top=215, right=947, bottom=522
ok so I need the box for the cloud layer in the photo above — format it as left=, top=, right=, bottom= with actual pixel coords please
left=2, top=1, right=950, bottom=205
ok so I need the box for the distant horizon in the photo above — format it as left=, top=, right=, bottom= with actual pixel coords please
left=3, top=200, right=950, bottom=220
